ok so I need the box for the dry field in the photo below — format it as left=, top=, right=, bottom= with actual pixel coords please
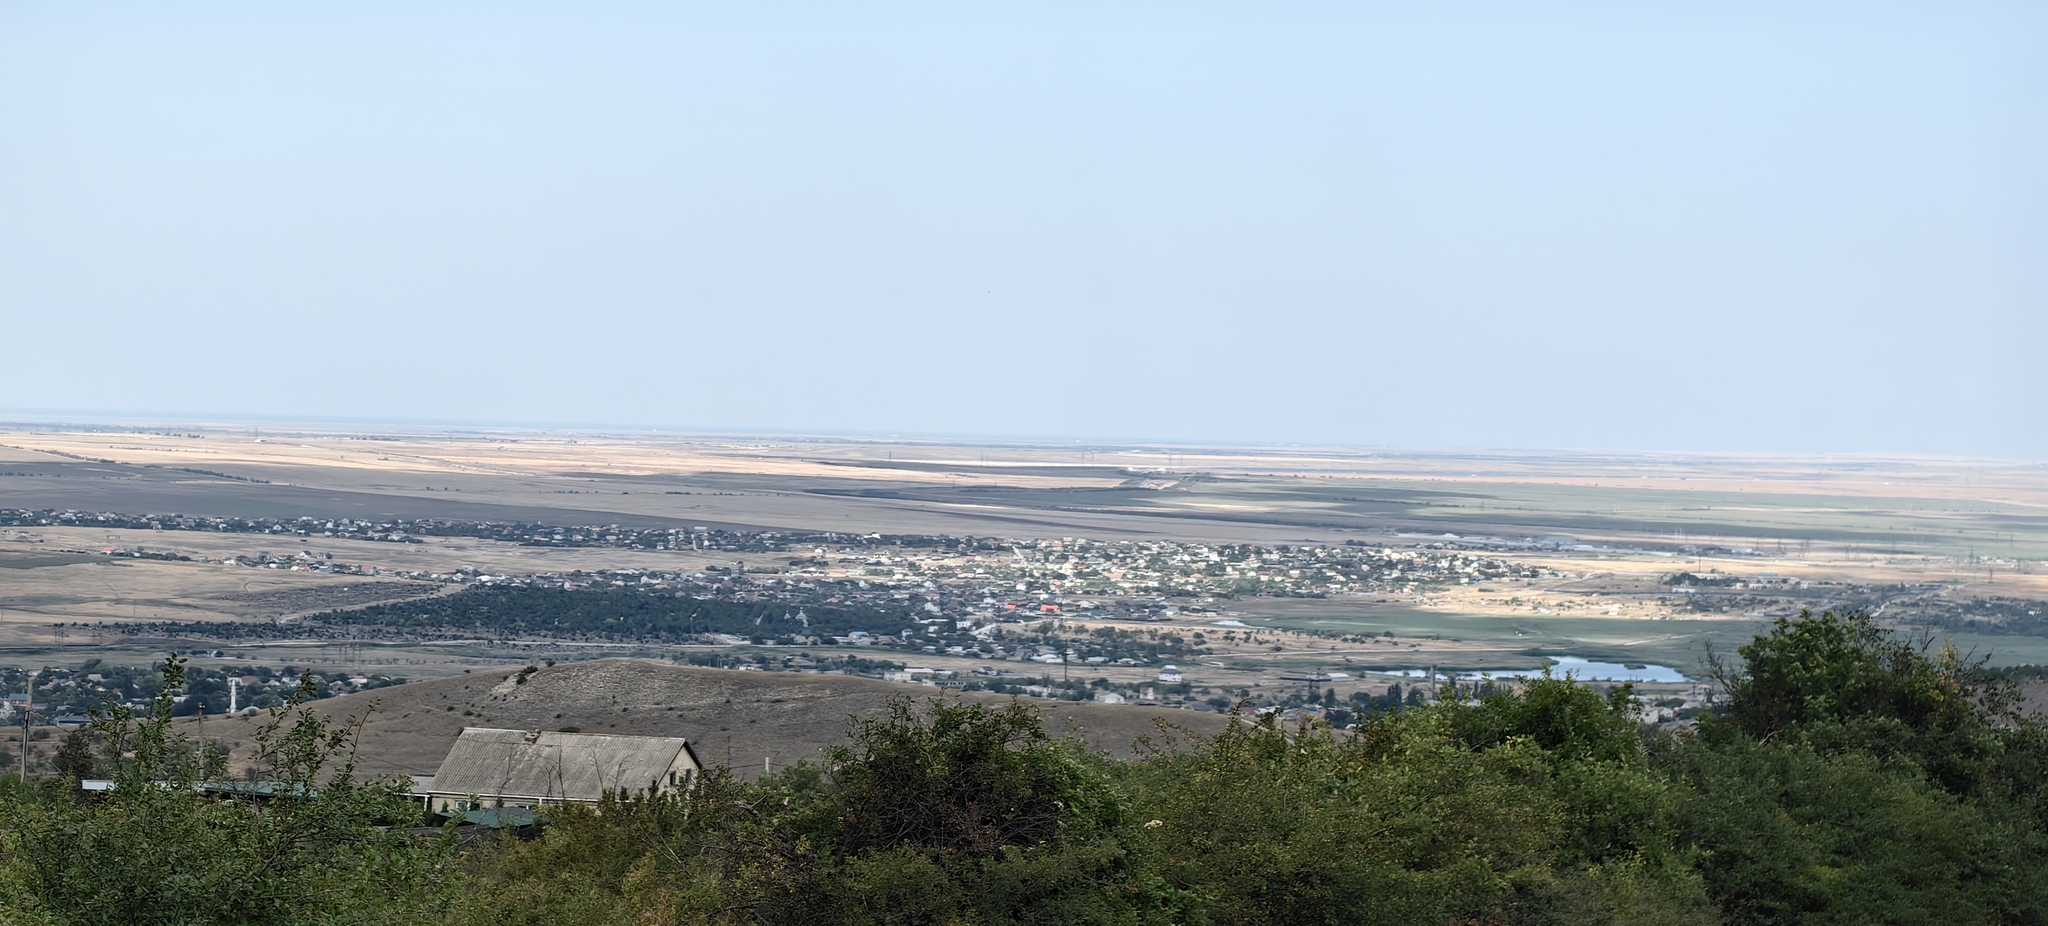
left=7, top=427, right=2043, bottom=553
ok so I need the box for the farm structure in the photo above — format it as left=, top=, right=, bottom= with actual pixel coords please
left=421, top=727, right=703, bottom=812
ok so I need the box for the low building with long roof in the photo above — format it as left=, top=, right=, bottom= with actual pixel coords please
left=422, top=727, right=703, bottom=813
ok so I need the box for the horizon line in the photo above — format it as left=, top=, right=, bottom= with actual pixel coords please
left=0, top=406, right=2037, bottom=466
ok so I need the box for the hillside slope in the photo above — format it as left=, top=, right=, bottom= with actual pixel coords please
left=179, top=659, right=1227, bottom=780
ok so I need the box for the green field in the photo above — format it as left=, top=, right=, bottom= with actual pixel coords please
left=1241, top=608, right=1759, bottom=675
left=1123, top=476, right=2048, bottom=560
left=1238, top=602, right=2048, bottom=674
left=1909, top=632, right=2048, bottom=668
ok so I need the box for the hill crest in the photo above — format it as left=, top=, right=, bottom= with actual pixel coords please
left=180, top=658, right=1226, bottom=779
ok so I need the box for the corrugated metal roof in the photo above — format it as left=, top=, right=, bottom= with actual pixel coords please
left=429, top=727, right=699, bottom=804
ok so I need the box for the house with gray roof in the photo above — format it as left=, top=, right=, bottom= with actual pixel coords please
left=423, top=727, right=704, bottom=812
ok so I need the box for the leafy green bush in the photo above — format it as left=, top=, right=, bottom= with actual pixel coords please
left=0, top=657, right=456, bottom=926
left=1714, top=609, right=2012, bottom=795
left=7, top=610, right=2048, bottom=924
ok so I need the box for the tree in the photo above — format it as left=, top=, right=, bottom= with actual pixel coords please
left=1447, top=670, right=1641, bottom=764
left=53, top=729, right=95, bottom=781
left=1139, top=706, right=1715, bottom=926
left=816, top=697, right=1123, bottom=859
left=1684, top=609, right=2048, bottom=922
left=6, top=657, right=457, bottom=925
left=1713, top=609, right=2011, bottom=796
left=1676, top=736, right=2042, bottom=925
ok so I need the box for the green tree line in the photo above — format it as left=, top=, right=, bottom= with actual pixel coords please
left=5, top=609, right=2047, bottom=924
left=116, top=587, right=920, bottom=644
left=319, top=586, right=917, bottom=642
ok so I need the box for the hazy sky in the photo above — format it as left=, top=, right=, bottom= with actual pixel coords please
left=4, top=2, right=2042, bottom=457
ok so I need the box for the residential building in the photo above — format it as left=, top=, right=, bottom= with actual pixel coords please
left=421, top=727, right=703, bottom=813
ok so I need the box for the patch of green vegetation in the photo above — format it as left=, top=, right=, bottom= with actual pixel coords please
left=1918, top=632, right=2048, bottom=668
left=1252, top=608, right=1761, bottom=673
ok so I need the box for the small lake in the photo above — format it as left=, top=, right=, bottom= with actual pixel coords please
left=1378, top=657, right=1689, bottom=683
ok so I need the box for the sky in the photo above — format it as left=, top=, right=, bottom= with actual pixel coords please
left=3, top=2, right=2042, bottom=457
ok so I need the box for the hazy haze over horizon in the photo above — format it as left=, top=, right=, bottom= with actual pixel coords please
left=4, top=2, right=2042, bottom=458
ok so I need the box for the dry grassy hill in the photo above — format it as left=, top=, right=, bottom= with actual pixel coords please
left=2023, top=679, right=2048, bottom=717
left=179, top=659, right=1228, bottom=781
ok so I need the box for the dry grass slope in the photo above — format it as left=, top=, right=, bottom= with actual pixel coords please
left=181, top=658, right=1227, bottom=780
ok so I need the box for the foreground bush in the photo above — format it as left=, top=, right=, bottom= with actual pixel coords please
left=5, top=611, right=2047, bottom=925
left=0, top=658, right=456, bottom=926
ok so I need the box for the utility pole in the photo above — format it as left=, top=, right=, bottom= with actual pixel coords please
left=20, top=677, right=33, bottom=783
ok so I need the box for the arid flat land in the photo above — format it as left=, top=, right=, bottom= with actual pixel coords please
left=4, top=423, right=2045, bottom=695
left=4, top=426, right=2043, bottom=553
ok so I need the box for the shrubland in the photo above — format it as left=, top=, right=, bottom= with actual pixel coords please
left=4, top=610, right=2046, bottom=925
